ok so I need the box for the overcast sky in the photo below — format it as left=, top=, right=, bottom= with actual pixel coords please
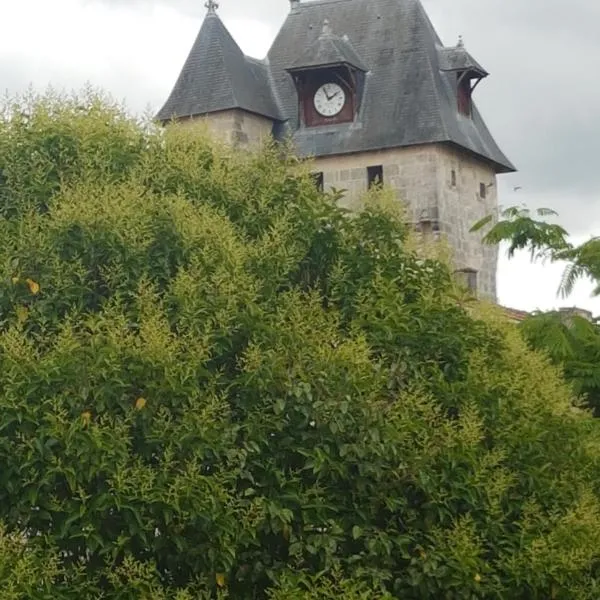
left=2, top=0, right=599, bottom=315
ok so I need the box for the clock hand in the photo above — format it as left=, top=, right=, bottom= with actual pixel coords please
left=324, top=90, right=340, bottom=102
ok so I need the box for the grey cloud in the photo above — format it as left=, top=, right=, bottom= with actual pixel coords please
left=423, top=0, right=600, bottom=233
left=86, top=0, right=289, bottom=22
left=0, top=63, right=38, bottom=100
left=0, top=59, right=163, bottom=126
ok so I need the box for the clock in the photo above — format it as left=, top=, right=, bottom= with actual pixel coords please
left=313, top=82, right=346, bottom=117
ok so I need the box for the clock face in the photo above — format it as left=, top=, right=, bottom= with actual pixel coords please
left=313, top=83, right=346, bottom=117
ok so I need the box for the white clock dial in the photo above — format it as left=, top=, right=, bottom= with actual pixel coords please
left=313, top=83, right=346, bottom=117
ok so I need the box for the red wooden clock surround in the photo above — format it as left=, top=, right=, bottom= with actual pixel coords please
left=297, top=70, right=355, bottom=127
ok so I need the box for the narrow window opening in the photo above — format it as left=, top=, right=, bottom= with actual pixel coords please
left=479, top=182, right=487, bottom=199
left=311, top=172, right=324, bottom=192
left=457, top=74, right=472, bottom=117
left=451, top=169, right=457, bottom=187
left=367, top=165, right=383, bottom=189
left=455, top=269, right=478, bottom=294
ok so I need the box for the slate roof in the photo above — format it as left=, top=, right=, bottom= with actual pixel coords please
left=157, top=0, right=514, bottom=174
left=267, top=0, right=515, bottom=173
left=287, top=20, right=368, bottom=72
left=156, top=10, right=283, bottom=122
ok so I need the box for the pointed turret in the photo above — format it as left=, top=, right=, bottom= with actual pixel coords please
left=156, top=3, right=281, bottom=122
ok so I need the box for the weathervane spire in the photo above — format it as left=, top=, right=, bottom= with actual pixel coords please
left=205, top=0, right=219, bottom=13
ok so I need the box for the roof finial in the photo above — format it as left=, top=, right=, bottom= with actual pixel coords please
left=321, top=18, right=332, bottom=37
left=457, top=35, right=464, bottom=48
left=205, top=0, right=219, bottom=13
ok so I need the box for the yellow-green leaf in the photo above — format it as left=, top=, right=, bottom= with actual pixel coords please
left=16, top=306, right=29, bottom=323
left=26, top=278, right=40, bottom=295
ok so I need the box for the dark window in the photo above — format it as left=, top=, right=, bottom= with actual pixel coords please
left=367, top=165, right=383, bottom=189
left=457, top=75, right=472, bottom=116
left=455, top=269, right=478, bottom=294
left=479, top=182, right=487, bottom=198
left=311, top=172, right=324, bottom=192
left=451, top=170, right=457, bottom=187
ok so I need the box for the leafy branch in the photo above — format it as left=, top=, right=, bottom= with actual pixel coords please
left=471, top=205, right=600, bottom=298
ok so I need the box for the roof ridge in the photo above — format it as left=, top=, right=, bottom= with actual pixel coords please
left=245, top=55, right=266, bottom=65
left=413, top=1, right=450, bottom=142
left=212, top=14, right=243, bottom=110
left=244, top=54, right=286, bottom=121
left=296, top=0, right=354, bottom=7
left=259, top=58, right=287, bottom=122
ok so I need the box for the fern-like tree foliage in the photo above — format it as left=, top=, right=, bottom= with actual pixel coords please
left=471, top=206, right=600, bottom=298
left=472, top=206, right=600, bottom=415
left=517, top=312, right=600, bottom=415
left=2, top=91, right=600, bottom=598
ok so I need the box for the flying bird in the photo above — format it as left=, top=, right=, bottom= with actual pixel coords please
left=513, top=186, right=523, bottom=192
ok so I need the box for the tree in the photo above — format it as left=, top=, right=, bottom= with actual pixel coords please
left=518, top=311, right=600, bottom=415
left=472, top=206, right=600, bottom=415
left=1, top=91, right=600, bottom=598
left=472, top=206, right=600, bottom=297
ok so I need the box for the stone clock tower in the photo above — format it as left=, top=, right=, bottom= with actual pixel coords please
left=157, top=0, right=515, bottom=301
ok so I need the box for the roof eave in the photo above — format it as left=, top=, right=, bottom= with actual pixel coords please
left=286, top=61, right=367, bottom=74
left=156, top=105, right=285, bottom=125
left=290, top=136, right=517, bottom=175
left=440, top=67, right=489, bottom=79
left=443, top=140, right=516, bottom=174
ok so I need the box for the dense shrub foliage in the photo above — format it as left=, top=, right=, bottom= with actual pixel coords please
left=1, top=92, right=600, bottom=598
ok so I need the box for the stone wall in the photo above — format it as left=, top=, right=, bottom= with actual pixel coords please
left=182, top=109, right=274, bottom=148
left=435, top=145, right=498, bottom=300
left=312, top=143, right=499, bottom=301
left=314, top=145, right=438, bottom=214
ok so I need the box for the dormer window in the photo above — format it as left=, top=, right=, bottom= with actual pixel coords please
left=457, top=74, right=472, bottom=117
left=439, top=36, right=488, bottom=120
left=285, top=19, right=368, bottom=129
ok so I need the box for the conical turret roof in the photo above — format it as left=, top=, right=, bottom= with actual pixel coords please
left=156, top=8, right=282, bottom=122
